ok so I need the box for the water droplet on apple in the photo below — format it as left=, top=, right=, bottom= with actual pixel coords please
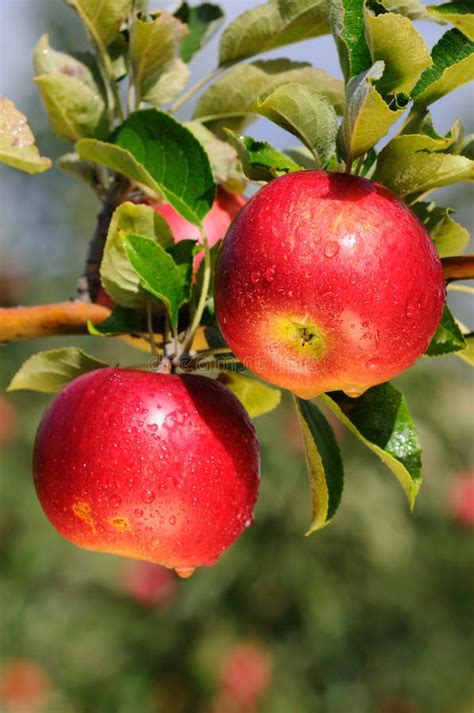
left=175, top=566, right=195, bottom=579
left=142, top=489, right=156, bottom=504
left=168, top=515, right=176, bottom=526
left=134, top=508, right=144, bottom=517
left=250, top=271, right=260, bottom=284
left=367, top=358, right=383, bottom=369
left=265, top=266, right=276, bottom=282
left=324, top=241, right=339, bottom=258
left=349, top=270, right=357, bottom=285
left=110, top=495, right=121, bottom=508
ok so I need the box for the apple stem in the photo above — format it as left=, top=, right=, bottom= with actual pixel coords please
left=353, top=154, right=366, bottom=176
left=442, top=255, right=474, bottom=283
left=146, top=298, right=161, bottom=364
left=181, top=227, right=212, bottom=356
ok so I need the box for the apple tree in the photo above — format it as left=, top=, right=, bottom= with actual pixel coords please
left=1, top=0, right=473, bottom=575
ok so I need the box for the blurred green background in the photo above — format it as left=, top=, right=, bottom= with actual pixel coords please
left=1, top=2, right=473, bottom=712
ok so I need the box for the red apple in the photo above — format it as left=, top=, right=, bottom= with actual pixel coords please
left=215, top=170, right=445, bottom=399
left=0, top=659, right=51, bottom=712
left=154, top=187, right=245, bottom=248
left=220, top=642, right=273, bottom=710
left=33, top=369, right=260, bottom=576
left=122, top=560, right=178, bottom=605
left=449, top=470, right=474, bottom=528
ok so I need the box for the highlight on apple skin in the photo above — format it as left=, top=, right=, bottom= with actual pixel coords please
left=33, top=369, right=260, bottom=577
left=215, top=170, right=446, bottom=399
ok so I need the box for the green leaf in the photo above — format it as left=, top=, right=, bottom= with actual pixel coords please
left=101, top=201, right=173, bottom=308
left=426, top=304, right=466, bottom=356
left=218, top=373, right=281, bottom=418
left=321, top=384, right=422, bottom=509
left=0, top=97, right=52, bottom=174
left=412, top=29, right=474, bottom=107
left=295, top=398, right=344, bottom=534
left=224, top=130, right=300, bottom=181
left=7, top=348, right=108, bottom=394
left=337, top=61, right=408, bottom=163
left=87, top=306, right=141, bottom=336
left=428, top=2, right=474, bottom=41
left=365, top=11, right=432, bottom=94
left=185, top=121, right=246, bottom=193
left=34, top=74, right=108, bottom=142
left=375, top=132, right=474, bottom=198
left=218, top=0, right=329, bottom=66
left=175, top=2, right=225, bottom=62
left=65, top=0, right=131, bottom=52
left=77, top=110, right=216, bottom=224
left=130, top=12, right=189, bottom=106
left=457, top=332, right=474, bottom=365
left=412, top=202, right=470, bottom=257
left=193, top=59, right=344, bottom=136
left=123, top=233, right=185, bottom=331
left=256, top=84, right=338, bottom=167
left=329, top=0, right=372, bottom=81
left=33, top=34, right=99, bottom=90
left=380, top=0, right=434, bottom=21
left=167, top=240, right=197, bottom=298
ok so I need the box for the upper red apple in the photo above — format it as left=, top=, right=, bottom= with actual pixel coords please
left=220, top=642, right=273, bottom=709
left=449, top=470, right=474, bottom=528
left=215, top=170, right=445, bottom=399
left=122, top=560, right=178, bottom=606
left=0, top=659, right=51, bottom=713
left=33, top=369, right=260, bottom=576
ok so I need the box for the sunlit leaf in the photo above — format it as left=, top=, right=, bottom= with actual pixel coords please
left=224, top=129, right=300, bottom=181
left=412, top=201, right=470, bottom=257
left=185, top=121, right=246, bottom=193
left=65, top=0, right=131, bottom=52
left=456, top=332, right=474, bottom=365
left=295, top=398, right=344, bottom=534
left=87, top=306, right=141, bottom=336
left=322, top=384, right=422, bottom=509
left=123, top=233, right=185, bottom=331
left=219, top=0, right=329, bottom=66
left=428, top=2, right=474, bottom=40
left=218, top=373, right=281, bottom=418
left=7, top=348, right=108, bottom=393
left=412, top=29, right=474, bottom=107
left=337, top=61, right=407, bottom=163
left=365, top=11, right=432, bottom=93
left=0, top=97, right=51, bottom=174
left=426, top=304, right=466, bottom=356
left=256, top=83, right=338, bottom=167
left=329, top=0, right=372, bottom=80
left=101, top=201, right=173, bottom=308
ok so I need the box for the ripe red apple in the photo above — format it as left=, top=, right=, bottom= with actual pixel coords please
left=154, top=186, right=245, bottom=248
left=449, top=470, right=474, bottom=528
left=33, top=369, right=260, bottom=576
left=215, top=171, right=445, bottom=399
left=220, top=642, right=273, bottom=710
left=0, top=659, right=51, bottom=713
left=122, top=560, right=178, bottom=605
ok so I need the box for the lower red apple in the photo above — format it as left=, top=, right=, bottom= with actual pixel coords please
left=0, top=396, right=17, bottom=448
left=0, top=659, right=51, bottom=713
left=215, top=170, right=445, bottom=399
left=449, top=470, right=474, bottom=528
left=33, top=369, right=260, bottom=576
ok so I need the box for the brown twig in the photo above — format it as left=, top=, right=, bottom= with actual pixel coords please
left=0, top=301, right=111, bottom=343
left=76, top=176, right=131, bottom=303
left=442, top=255, right=474, bottom=283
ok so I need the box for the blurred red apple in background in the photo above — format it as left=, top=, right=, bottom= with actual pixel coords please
left=0, top=659, right=51, bottom=712
left=449, top=470, right=474, bottom=528
left=0, top=396, right=17, bottom=448
left=33, top=369, right=260, bottom=576
left=215, top=171, right=445, bottom=399
left=219, top=642, right=273, bottom=710
left=122, top=561, right=178, bottom=606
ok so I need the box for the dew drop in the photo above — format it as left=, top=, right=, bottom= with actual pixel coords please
left=367, top=358, right=383, bottom=369
left=264, top=266, right=276, bottom=282
left=168, top=515, right=177, bottom=526
left=250, top=271, right=260, bottom=284
left=134, top=508, right=144, bottom=518
left=142, top=489, right=156, bottom=504
left=175, top=567, right=195, bottom=579
left=110, top=495, right=121, bottom=508
left=324, top=241, right=339, bottom=258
